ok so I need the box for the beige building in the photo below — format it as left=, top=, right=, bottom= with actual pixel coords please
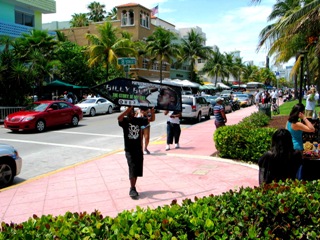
left=59, top=3, right=174, bottom=80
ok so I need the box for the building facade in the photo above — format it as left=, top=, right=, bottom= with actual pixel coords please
left=0, top=0, right=56, bottom=38
left=57, top=3, right=177, bottom=80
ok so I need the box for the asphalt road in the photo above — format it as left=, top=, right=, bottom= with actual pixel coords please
left=0, top=111, right=201, bottom=184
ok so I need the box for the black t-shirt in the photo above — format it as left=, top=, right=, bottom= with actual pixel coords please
left=258, top=150, right=302, bottom=185
left=119, top=117, right=148, bottom=152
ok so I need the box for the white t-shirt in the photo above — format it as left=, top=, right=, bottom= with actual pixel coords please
left=167, top=111, right=180, bottom=124
left=306, top=93, right=319, bottom=110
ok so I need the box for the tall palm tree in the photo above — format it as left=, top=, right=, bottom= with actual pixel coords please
left=146, top=27, right=179, bottom=82
left=86, top=22, right=137, bottom=81
left=87, top=1, right=106, bottom=22
left=202, top=47, right=229, bottom=86
left=70, top=13, right=89, bottom=27
left=178, top=29, right=212, bottom=82
left=106, top=7, right=117, bottom=21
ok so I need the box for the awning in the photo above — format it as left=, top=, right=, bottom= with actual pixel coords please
left=46, top=80, right=88, bottom=89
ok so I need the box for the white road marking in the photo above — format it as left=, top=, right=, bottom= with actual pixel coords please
left=52, top=130, right=123, bottom=138
left=0, top=138, right=110, bottom=151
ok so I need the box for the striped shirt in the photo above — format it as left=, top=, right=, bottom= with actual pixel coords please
left=214, top=104, right=225, bottom=122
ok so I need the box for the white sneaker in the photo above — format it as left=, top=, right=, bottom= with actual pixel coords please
left=175, top=143, right=180, bottom=149
left=165, top=145, right=170, bottom=151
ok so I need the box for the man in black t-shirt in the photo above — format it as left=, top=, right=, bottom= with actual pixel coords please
left=118, top=106, right=148, bottom=198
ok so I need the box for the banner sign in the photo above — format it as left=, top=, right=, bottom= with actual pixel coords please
left=90, top=78, right=182, bottom=111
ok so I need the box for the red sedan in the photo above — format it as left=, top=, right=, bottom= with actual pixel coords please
left=4, top=100, right=83, bottom=133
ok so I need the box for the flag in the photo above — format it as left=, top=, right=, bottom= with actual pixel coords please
left=151, top=5, right=158, bottom=15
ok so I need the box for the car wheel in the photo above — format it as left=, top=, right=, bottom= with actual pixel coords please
left=71, top=116, right=79, bottom=127
left=205, top=110, right=210, bottom=120
left=36, top=120, right=46, bottom=132
left=0, top=158, right=15, bottom=188
left=89, top=108, right=96, bottom=117
left=195, top=113, right=201, bottom=123
left=107, top=106, right=113, bottom=114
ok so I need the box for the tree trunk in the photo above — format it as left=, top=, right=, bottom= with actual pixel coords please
left=160, top=60, right=163, bottom=83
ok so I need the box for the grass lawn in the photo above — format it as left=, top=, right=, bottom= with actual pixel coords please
left=279, top=99, right=300, bottom=116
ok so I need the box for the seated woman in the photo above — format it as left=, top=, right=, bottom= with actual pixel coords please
left=259, top=129, right=302, bottom=185
left=286, top=103, right=315, bottom=152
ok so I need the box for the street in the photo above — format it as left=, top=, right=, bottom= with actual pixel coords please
left=0, top=111, right=199, bottom=183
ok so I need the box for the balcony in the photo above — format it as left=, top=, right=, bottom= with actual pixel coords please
left=0, top=21, right=33, bottom=38
left=2, top=0, right=56, bottom=14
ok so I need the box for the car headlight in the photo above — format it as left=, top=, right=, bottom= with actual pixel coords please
left=22, top=116, right=35, bottom=122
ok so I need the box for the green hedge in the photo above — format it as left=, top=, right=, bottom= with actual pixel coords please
left=214, top=111, right=276, bottom=163
left=1, top=180, right=320, bottom=239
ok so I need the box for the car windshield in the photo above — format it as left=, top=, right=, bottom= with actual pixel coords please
left=79, top=99, right=96, bottom=104
left=235, top=94, right=247, bottom=98
left=25, top=103, right=49, bottom=112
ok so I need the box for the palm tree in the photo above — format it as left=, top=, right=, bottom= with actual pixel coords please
left=86, top=22, right=137, bottom=81
left=178, top=29, right=212, bottom=82
left=87, top=1, right=106, bottom=22
left=146, top=27, right=179, bottom=82
left=12, top=29, right=58, bottom=97
left=106, top=7, right=117, bottom=20
left=70, top=13, right=89, bottom=27
left=202, top=47, right=229, bottom=86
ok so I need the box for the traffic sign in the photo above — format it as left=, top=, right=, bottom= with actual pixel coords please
left=117, top=57, right=136, bottom=65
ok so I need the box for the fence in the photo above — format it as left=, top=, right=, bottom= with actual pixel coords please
left=0, top=106, right=24, bottom=123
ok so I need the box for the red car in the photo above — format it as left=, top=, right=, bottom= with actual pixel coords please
left=4, top=100, right=83, bottom=133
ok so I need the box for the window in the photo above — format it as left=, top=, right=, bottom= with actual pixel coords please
left=140, top=11, right=150, bottom=28
left=122, top=9, right=134, bottom=26
left=142, top=58, right=148, bottom=69
left=15, top=11, right=34, bottom=27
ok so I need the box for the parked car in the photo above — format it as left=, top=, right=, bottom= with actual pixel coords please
left=0, top=143, right=22, bottom=188
left=181, top=95, right=212, bottom=122
left=203, top=95, right=232, bottom=114
left=76, top=97, right=114, bottom=116
left=4, top=100, right=83, bottom=133
left=233, top=93, right=253, bottom=107
left=220, top=90, right=233, bottom=98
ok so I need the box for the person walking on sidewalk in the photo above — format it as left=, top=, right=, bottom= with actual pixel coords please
left=214, top=97, right=227, bottom=128
left=135, top=107, right=155, bottom=154
left=164, top=110, right=181, bottom=150
left=118, top=106, right=148, bottom=198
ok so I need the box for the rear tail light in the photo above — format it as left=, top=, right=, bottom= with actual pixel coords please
left=191, top=105, right=197, bottom=112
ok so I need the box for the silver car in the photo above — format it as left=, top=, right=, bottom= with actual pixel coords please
left=181, top=95, right=212, bottom=123
left=76, top=97, right=114, bottom=117
left=0, top=143, right=22, bottom=188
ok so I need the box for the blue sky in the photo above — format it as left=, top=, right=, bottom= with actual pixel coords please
left=43, top=0, right=276, bottom=66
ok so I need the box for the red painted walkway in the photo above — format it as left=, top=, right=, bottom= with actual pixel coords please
left=0, top=105, right=260, bottom=224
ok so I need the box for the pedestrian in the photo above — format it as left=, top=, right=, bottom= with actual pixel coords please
left=213, top=97, right=227, bottom=128
left=258, top=129, right=302, bottom=185
left=135, top=107, right=155, bottom=154
left=118, top=106, right=148, bottom=198
left=305, top=87, right=319, bottom=118
left=164, top=110, right=181, bottom=151
left=286, top=103, right=315, bottom=152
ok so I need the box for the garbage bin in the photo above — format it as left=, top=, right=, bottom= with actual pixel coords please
left=259, top=103, right=271, bottom=118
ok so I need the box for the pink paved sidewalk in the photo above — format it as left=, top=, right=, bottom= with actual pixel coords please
left=0, top=105, right=260, bottom=224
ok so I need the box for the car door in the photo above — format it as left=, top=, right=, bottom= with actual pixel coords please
left=57, top=102, right=73, bottom=124
left=198, top=97, right=209, bottom=116
left=97, top=98, right=108, bottom=114
left=46, top=103, right=64, bottom=126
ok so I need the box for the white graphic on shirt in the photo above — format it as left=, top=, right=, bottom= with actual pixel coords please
left=128, top=123, right=140, bottom=139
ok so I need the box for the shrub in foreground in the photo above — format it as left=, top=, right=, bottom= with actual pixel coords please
left=1, top=180, right=320, bottom=239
